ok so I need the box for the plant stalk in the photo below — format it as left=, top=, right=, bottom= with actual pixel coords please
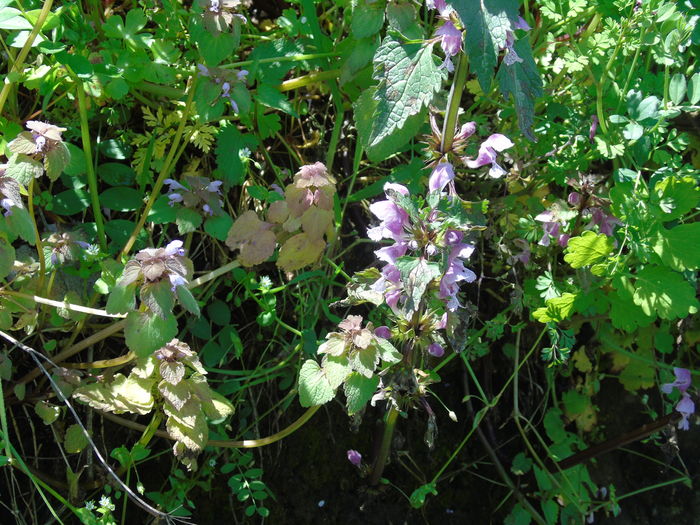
left=440, top=51, right=469, bottom=155
left=369, top=404, right=400, bottom=485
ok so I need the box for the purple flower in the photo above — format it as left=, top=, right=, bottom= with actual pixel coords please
left=164, top=178, right=187, bottom=191
left=429, top=162, right=456, bottom=193
left=347, top=449, right=362, bottom=467
left=568, top=192, right=582, bottom=207
left=168, top=193, right=184, bottom=206
left=375, top=242, right=408, bottom=264
left=503, top=32, right=523, bottom=66
left=439, top=242, right=476, bottom=311
left=197, top=64, right=210, bottom=76
left=375, top=326, right=391, bottom=339
left=444, top=229, right=463, bottom=245
left=662, top=368, right=692, bottom=394
left=676, top=393, right=695, bottom=430
left=426, top=0, right=449, bottom=15
left=466, top=134, right=514, bottom=178
left=589, top=115, right=599, bottom=143
left=1, top=198, right=14, bottom=217
left=514, top=16, right=531, bottom=30
left=367, top=183, right=410, bottom=242
left=168, top=273, right=187, bottom=291
left=428, top=343, right=445, bottom=357
left=586, top=208, right=622, bottom=237
left=535, top=210, right=569, bottom=247
left=207, top=180, right=223, bottom=193
left=512, top=238, right=531, bottom=264
left=455, top=121, right=476, bottom=141
left=434, top=21, right=462, bottom=72
left=164, top=240, right=186, bottom=257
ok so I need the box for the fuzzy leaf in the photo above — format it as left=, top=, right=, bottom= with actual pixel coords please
left=277, top=232, right=325, bottom=272
left=124, top=311, right=178, bottom=357
left=496, top=37, right=543, bottom=140
left=563, top=231, right=614, bottom=269
left=160, top=361, right=186, bottom=385
left=344, top=372, right=379, bottom=415
left=140, top=280, right=174, bottom=319
left=5, top=154, right=43, bottom=186
left=73, top=374, right=155, bottom=415
left=176, top=285, right=201, bottom=316
left=298, top=359, right=336, bottom=407
left=366, top=34, right=445, bottom=154
left=159, top=379, right=191, bottom=410
left=301, top=207, right=333, bottom=239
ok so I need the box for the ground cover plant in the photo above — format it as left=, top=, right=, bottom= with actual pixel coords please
left=0, top=0, right=698, bottom=523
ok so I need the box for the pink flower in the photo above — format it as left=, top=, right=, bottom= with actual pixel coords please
left=347, top=449, right=362, bottom=467
left=429, top=162, right=456, bottom=193
left=367, top=183, right=410, bottom=242
left=466, top=134, right=514, bottom=178
left=435, top=21, right=462, bottom=72
left=428, top=343, right=445, bottom=357
left=375, top=326, right=391, bottom=339
left=439, top=243, right=476, bottom=311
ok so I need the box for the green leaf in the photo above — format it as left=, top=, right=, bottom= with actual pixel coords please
left=344, top=373, right=379, bottom=414
left=409, top=483, right=437, bottom=509
left=298, top=359, right=336, bottom=407
left=354, top=86, right=426, bottom=162
left=653, top=223, right=700, bottom=272
left=176, top=285, right=200, bottom=316
left=396, top=257, right=441, bottom=312
left=669, top=73, right=687, bottom=104
left=51, top=188, right=90, bottom=215
left=176, top=207, right=203, bottom=234
left=375, top=338, right=402, bottom=363
left=632, top=266, right=699, bottom=320
left=34, top=401, right=60, bottom=425
left=64, top=424, right=89, bottom=453
left=215, top=125, right=258, bottom=186
left=124, top=311, right=178, bottom=357
left=652, top=176, right=700, bottom=220
left=453, top=0, right=517, bottom=91
left=255, top=84, right=299, bottom=117
left=688, top=72, right=700, bottom=105
left=533, top=292, right=579, bottom=323
left=140, top=280, right=174, bottom=319
left=510, top=452, right=532, bottom=476
left=5, top=154, right=43, bottom=186
left=106, top=283, right=136, bottom=314
left=0, top=238, right=15, bottom=280
left=496, top=36, right=543, bottom=140
left=563, top=231, right=614, bottom=269
left=99, top=162, right=136, bottom=186
left=100, top=187, right=144, bottom=211
left=351, top=0, right=385, bottom=38
left=366, top=34, right=445, bottom=155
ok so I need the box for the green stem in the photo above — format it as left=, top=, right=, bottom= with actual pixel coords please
left=369, top=404, right=400, bottom=485
left=75, top=83, right=107, bottom=251
left=120, top=77, right=197, bottom=258
left=0, top=0, right=54, bottom=116
left=440, top=52, right=469, bottom=154
left=27, top=179, right=46, bottom=292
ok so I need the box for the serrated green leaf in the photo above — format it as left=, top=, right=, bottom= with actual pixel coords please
left=298, top=359, right=336, bottom=407
left=563, top=231, right=614, bottom=269
left=73, top=373, right=155, bottom=414
left=5, top=154, right=43, bottom=186
left=343, top=372, right=379, bottom=414
left=366, top=34, right=445, bottom=153
left=653, top=223, right=700, bottom=271
left=140, top=280, right=174, bottom=319
left=496, top=37, right=543, bottom=140
left=453, top=0, right=517, bottom=92
left=176, top=207, right=203, bottom=234
left=6, top=207, right=35, bottom=243
left=632, top=266, right=698, bottom=320
left=124, top=311, right=178, bottom=357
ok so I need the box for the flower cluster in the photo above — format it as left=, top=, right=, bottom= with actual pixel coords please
left=164, top=175, right=224, bottom=216
left=119, top=240, right=190, bottom=292
left=197, top=64, right=249, bottom=113
left=7, top=121, right=71, bottom=181
left=662, top=367, right=695, bottom=430
left=368, top=182, right=476, bottom=315
left=44, top=232, right=90, bottom=266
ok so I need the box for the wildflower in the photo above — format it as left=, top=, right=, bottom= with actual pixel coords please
left=7, top=121, right=71, bottom=181
left=435, top=21, right=462, bottom=72
left=466, top=134, right=514, bottom=178
left=119, top=240, right=190, bottom=290
left=347, top=449, right=362, bottom=467
left=586, top=208, right=622, bottom=237
left=428, top=342, right=445, bottom=357
left=662, top=367, right=692, bottom=394
left=439, top=242, right=476, bottom=311
left=163, top=175, right=224, bottom=216
left=0, top=173, right=23, bottom=216
left=196, top=64, right=248, bottom=113
left=367, top=183, right=410, bottom=242
left=589, top=115, right=599, bottom=143
left=429, top=162, right=456, bottom=193
left=375, top=326, right=392, bottom=339
left=198, top=0, right=246, bottom=33
left=662, top=368, right=695, bottom=430
left=318, top=315, right=377, bottom=358
left=534, top=202, right=577, bottom=247
left=426, top=0, right=450, bottom=16
left=45, top=232, right=91, bottom=266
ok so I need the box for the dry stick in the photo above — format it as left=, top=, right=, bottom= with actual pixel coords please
left=0, top=330, right=191, bottom=525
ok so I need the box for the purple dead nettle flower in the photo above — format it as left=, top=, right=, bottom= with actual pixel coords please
left=119, top=240, right=190, bottom=292
left=426, top=0, right=451, bottom=15
left=45, top=232, right=91, bottom=266
left=466, top=134, right=514, bottom=178
left=374, top=326, right=392, bottom=339
left=586, top=207, right=622, bottom=237
left=662, top=368, right=695, bottom=430
left=434, top=21, right=462, bottom=72
left=347, top=449, right=362, bottom=467
left=439, top=230, right=476, bottom=311
left=199, top=0, right=246, bottom=33
left=164, top=175, right=225, bottom=216
left=428, top=342, right=445, bottom=358
left=429, top=162, right=456, bottom=194
left=367, top=183, right=410, bottom=242
left=501, top=17, right=530, bottom=66
left=0, top=171, right=23, bottom=217
left=197, top=64, right=248, bottom=113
